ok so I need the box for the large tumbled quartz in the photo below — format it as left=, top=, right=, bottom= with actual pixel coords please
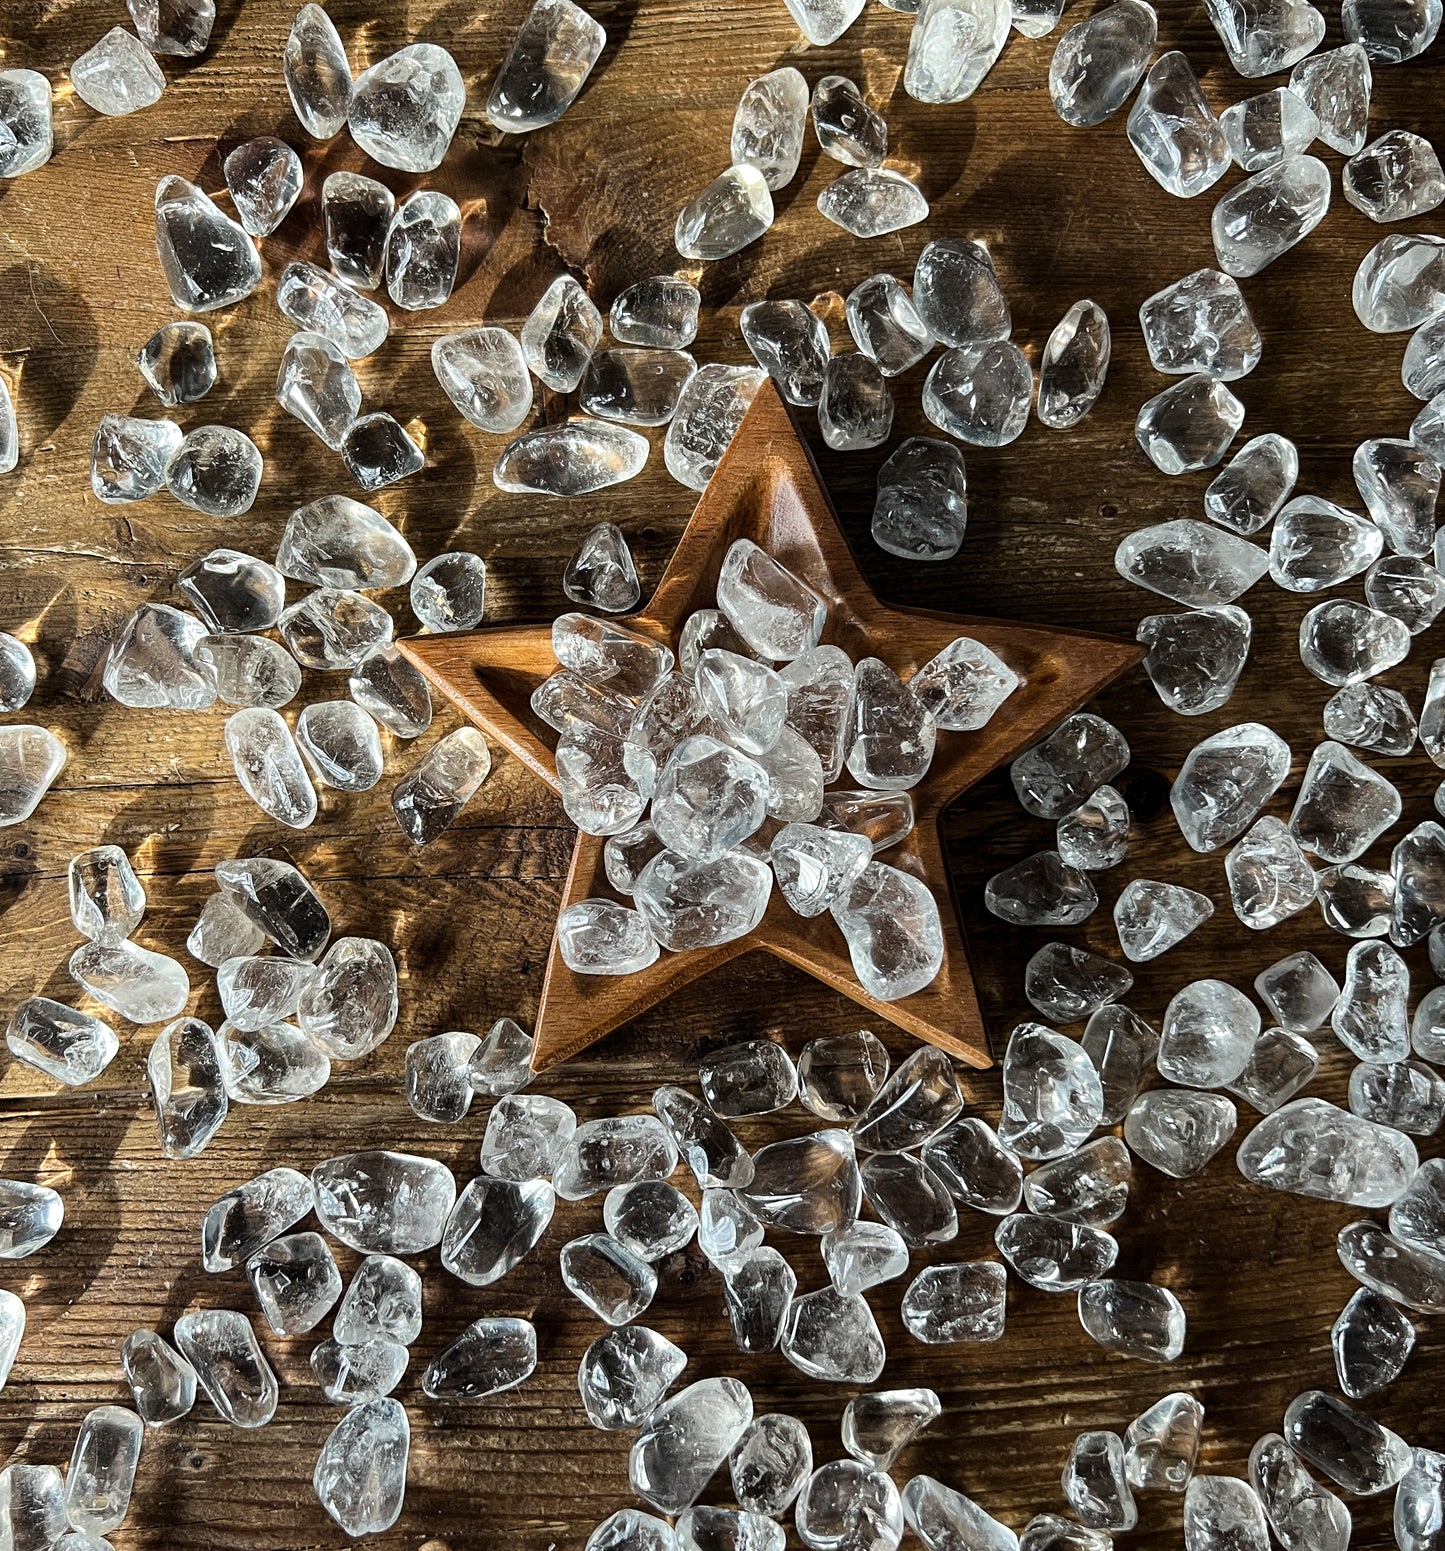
left=0, top=69, right=50, bottom=178
left=1116, top=520, right=1268, bottom=606
left=985, top=851, right=1099, bottom=927
left=833, top=864, right=944, bottom=1001
left=1078, top=1279, right=1185, bottom=1363
left=629, top=1377, right=754, bottom=1513
left=1290, top=741, right=1401, bottom=861
left=903, top=1477, right=1015, bottom=1551
left=225, top=708, right=317, bottom=829
left=91, top=413, right=181, bottom=504
left=284, top=3, right=350, bottom=136
left=166, top=424, right=262, bottom=516
left=732, top=67, right=808, bottom=190
left=818, top=168, right=929, bottom=238
left=1170, top=722, right=1289, bottom=853
left=71, top=28, right=165, bottom=116
left=70, top=940, right=190, bottom=1024
left=1212, top=156, right=1332, bottom=277
left=1136, top=374, right=1244, bottom=475
left=665, top=365, right=764, bottom=490
left=155, top=177, right=261, bottom=313
left=1140, top=270, right=1261, bottom=381
left=795, top=1461, right=900, bottom=1551
left=1237, top=1097, right=1417, bottom=1206
left=903, top=0, right=1011, bottom=102
left=782, top=0, right=865, bottom=44
left=999, top=1025, right=1103, bottom=1159
left=487, top=0, right=605, bottom=132
left=848, top=274, right=933, bottom=378
left=675, top=166, right=773, bottom=261
left=1063, top=1432, right=1136, bottom=1532
left=1049, top=0, right=1157, bottom=126
left=1284, top=1390, right=1410, bottom=1495
left=1114, top=878, right=1213, bottom=961
left=1207, top=434, right=1299, bottom=534
left=313, top=1397, right=409, bottom=1536
left=1126, top=1392, right=1203, bottom=1492
left=348, top=44, right=463, bottom=171
left=1270, top=497, right=1382, bottom=592
left=433, top=328, right=532, bottom=432
left=579, top=1325, right=686, bottom=1429
left=784, top=1285, right=887, bottom=1378
left=1290, top=45, right=1371, bottom=156
left=1221, top=87, right=1319, bottom=173
left=1226, top=819, right=1317, bottom=930
left=1203, top=0, right=1324, bottom=74
left=1345, top=131, right=1445, bottom=223
left=1331, top=939, right=1409, bottom=1061
left=422, top=1318, right=534, bottom=1401
left=1299, top=601, right=1410, bottom=687
left=1012, top=714, right=1128, bottom=820
left=495, top=419, right=647, bottom=496
left=1126, top=1090, right=1238, bottom=1177
left=223, top=137, right=301, bottom=237
left=121, top=1329, right=195, bottom=1427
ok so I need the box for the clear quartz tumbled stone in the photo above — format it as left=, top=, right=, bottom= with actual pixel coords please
left=1049, top=1, right=1156, bottom=126
left=612, top=277, right=700, bottom=348
left=284, top=3, right=351, bottom=137
left=224, top=137, right=302, bottom=237
left=904, top=0, right=1011, bottom=102
left=732, top=67, right=808, bottom=190
left=1203, top=0, right=1324, bottom=75
left=72, top=29, right=166, bottom=117
left=1290, top=45, right=1371, bottom=157
left=348, top=43, right=463, bottom=172
left=1127, top=51, right=1229, bottom=200
left=1212, top=155, right=1332, bottom=277
left=1346, top=131, right=1445, bottom=223
left=1116, top=520, right=1268, bottom=606
left=1140, top=269, right=1261, bottom=381
left=1136, top=374, right=1245, bottom=474
left=1138, top=606, right=1251, bottom=714
left=486, top=0, right=606, bottom=132
left=1038, top=299, right=1111, bottom=429
left=0, top=70, right=51, bottom=177
left=1125, top=1391, right=1203, bottom=1492
left=1221, top=88, right=1318, bottom=172
left=676, top=167, right=774, bottom=261
left=155, top=176, right=261, bottom=313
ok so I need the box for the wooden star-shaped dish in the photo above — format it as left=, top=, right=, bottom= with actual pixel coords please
left=401, top=381, right=1142, bottom=1074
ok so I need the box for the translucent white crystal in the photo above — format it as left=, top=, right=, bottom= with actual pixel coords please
left=348, top=43, right=463, bottom=171
left=486, top=0, right=605, bottom=132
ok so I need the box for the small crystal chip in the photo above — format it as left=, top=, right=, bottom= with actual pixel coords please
left=165, top=423, right=262, bottom=516
left=795, top=1461, right=901, bottom=1551
left=579, top=1324, right=686, bottom=1429
left=612, top=277, right=700, bottom=348
left=1212, top=156, right=1332, bottom=277
left=783, top=1286, right=887, bottom=1379
left=342, top=413, right=424, bottom=491
left=1136, top=374, right=1245, bottom=474
left=985, top=851, right=1098, bottom=927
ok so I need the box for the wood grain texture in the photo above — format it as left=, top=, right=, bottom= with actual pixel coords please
left=0, top=0, right=1442, bottom=1545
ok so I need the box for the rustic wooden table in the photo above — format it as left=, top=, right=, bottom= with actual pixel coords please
left=1, top=0, right=1442, bottom=1544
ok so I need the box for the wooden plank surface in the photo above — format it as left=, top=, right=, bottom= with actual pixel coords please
left=0, top=0, right=1442, bottom=1544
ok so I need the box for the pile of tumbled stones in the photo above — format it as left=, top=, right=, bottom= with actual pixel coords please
left=0, top=0, right=1443, bottom=1545
left=538, top=539, right=1024, bottom=1000
left=7, top=947, right=1440, bottom=1546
